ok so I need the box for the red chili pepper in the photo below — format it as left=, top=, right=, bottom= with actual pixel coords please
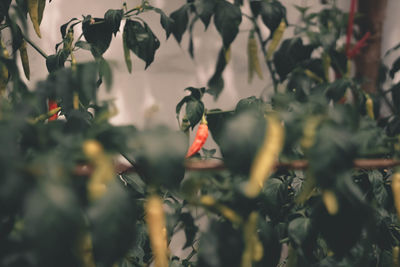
left=48, top=99, right=59, bottom=121
left=345, top=0, right=370, bottom=59
left=345, top=0, right=357, bottom=56
left=186, top=115, right=209, bottom=158
left=347, top=32, right=371, bottom=59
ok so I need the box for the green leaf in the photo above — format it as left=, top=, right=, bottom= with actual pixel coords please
left=0, top=0, right=11, bottom=23
left=198, top=220, right=244, bottom=267
left=309, top=124, right=356, bottom=188
left=124, top=20, right=160, bottom=69
left=206, top=109, right=233, bottom=146
left=151, top=7, right=174, bottom=39
left=60, top=18, right=79, bottom=39
left=46, top=51, right=68, bottom=73
left=98, top=57, right=113, bottom=91
left=390, top=56, right=400, bottom=79
left=249, top=0, right=262, bottom=17
left=260, top=178, right=288, bottom=218
left=186, top=98, right=204, bottom=129
left=219, top=111, right=266, bottom=175
left=235, top=96, right=266, bottom=114
left=184, top=86, right=205, bottom=100
left=126, top=127, right=188, bottom=189
left=256, top=220, right=281, bottom=267
left=260, top=0, right=286, bottom=34
left=82, top=15, right=113, bottom=57
left=273, top=38, right=314, bottom=81
left=170, top=4, right=190, bottom=43
left=325, top=79, right=350, bottom=102
left=194, top=0, right=216, bottom=29
left=89, top=181, right=137, bottom=266
left=202, top=148, right=216, bottom=159
left=368, top=170, right=388, bottom=207
left=75, top=40, right=92, bottom=50
left=288, top=217, right=312, bottom=247
left=176, top=95, right=192, bottom=119
left=104, top=9, right=123, bottom=36
left=24, top=184, right=83, bottom=267
left=180, top=212, right=199, bottom=249
left=207, top=48, right=228, bottom=99
left=214, top=0, right=242, bottom=48
left=391, top=82, right=400, bottom=113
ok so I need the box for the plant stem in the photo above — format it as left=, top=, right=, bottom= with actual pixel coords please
left=21, top=32, right=48, bottom=59
left=253, top=22, right=279, bottom=93
left=205, top=109, right=235, bottom=115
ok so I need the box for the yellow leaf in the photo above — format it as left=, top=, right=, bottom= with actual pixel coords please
left=28, top=0, right=41, bottom=38
left=19, top=40, right=30, bottom=80
left=38, top=0, right=46, bottom=25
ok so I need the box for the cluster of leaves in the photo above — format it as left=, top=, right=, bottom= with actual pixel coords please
left=2, top=0, right=400, bottom=267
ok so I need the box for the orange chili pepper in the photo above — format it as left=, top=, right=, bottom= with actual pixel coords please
left=48, top=99, right=59, bottom=121
left=185, top=115, right=208, bottom=158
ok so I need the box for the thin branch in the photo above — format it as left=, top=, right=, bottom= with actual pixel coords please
left=74, top=158, right=400, bottom=176
left=21, top=32, right=48, bottom=59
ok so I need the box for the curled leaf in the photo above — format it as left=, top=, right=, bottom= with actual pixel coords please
left=19, top=40, right=30, bottom=80
left=28, top=0, right=41, bottom=38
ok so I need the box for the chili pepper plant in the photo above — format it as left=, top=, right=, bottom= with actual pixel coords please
left=1, top=0, right=400, bottom=266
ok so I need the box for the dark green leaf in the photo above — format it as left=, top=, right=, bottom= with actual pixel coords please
left=180, top=212, right=199, bottom=249
left=184, top=86, right=205, bottom=100
left=368, top=170, right=388, bottom=207
left=194, top=0, right=216, bottom=29
left=391, top=82, right=400, bottom=113
left=170, top=4, right=190, bottom=43
left=207, top=48, right=228, bottom=99
left=24, top=184, right=83, bottom=267
left=273, top=38, right=314, bottom=80
left=152, top=7, right=174, bottom=39
left=124, top=20, right=160, bottom=69
left=288, top=217, right=312, bottom=247
left=75, top=40, right=92, bottom=50
left=104, top=9, right=123, bottom=36
left=0, top=0, right=11, bottom=23
left=186, top=98, right=204, bottom=128
left=206, top=109, right=233, bottom=146
left=98, top=57, right=113, bottom=91
left=202, top=148, right=216, bottom=159
left=82, top=15, right=113, bottom=57
left=249, top=0, right=262, bottom=17
left=126, top=127, right=188, bottom=189
left=60, top=18, right=79, bottom=39
left=198, top=220, right=244, bottom=267
left=89, top=181, right=137, bottom=266
left=176, top=95, right=193, bottom=118
left=235, top=96, right=266, bottom=114
left=390, top=57, right=400, bottom=79
left=260, top=178, right=288, bottom=218
left=46, top=51, right=68, bottom=73
left=260, top=0, right=286, bottom=34
left=325, top=79, right=350, bottom=102
left=219, top=111, right=266, bottom=175
left=214, top=1, right=242, bottom=48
